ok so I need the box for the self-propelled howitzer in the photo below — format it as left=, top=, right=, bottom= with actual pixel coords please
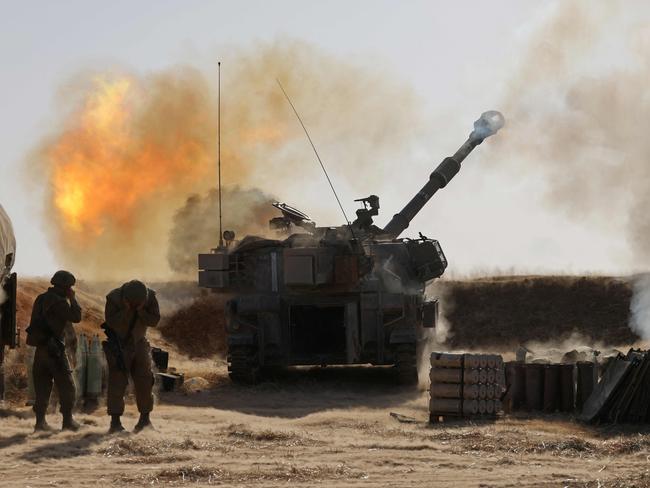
left=199, top=111, right=505, bottom=384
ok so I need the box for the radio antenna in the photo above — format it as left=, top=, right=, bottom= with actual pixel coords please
left=218, top=61, right=224, bottom=248
left=276, top=79, right=352, bottom=227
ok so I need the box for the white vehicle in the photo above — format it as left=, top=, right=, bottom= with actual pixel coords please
left=0, top=204, right=15, bottom=283
left=0, top=203, right=17, bottom=400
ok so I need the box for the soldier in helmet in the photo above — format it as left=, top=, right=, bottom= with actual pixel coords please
left=103, top=280, right=160, bottom=433
left=27, top=270, right=82, bottom=431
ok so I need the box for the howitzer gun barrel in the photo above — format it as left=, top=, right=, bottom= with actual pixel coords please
left=382, top=111, right=504, bottom=238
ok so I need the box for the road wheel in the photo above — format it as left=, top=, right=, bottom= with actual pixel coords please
left=228, top=345, right=261, bottom=384
left=395, top=344, right=418, bottom=386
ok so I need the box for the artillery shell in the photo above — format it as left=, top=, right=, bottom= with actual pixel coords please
left=430, top=383, right=462, bottom=399
left=463, top=369, right=480, bottom=384
left=479, top=369, right=488, bottom=383
left=430, top=368, right=462, bottom=384
left=479, top=355, right=488, bottom=368
left=463, top=399, right=479, bottom=415
left=479, top=384, right=487, bottom=399
left=429, top=398, right=462, bottom=414
left=478, top=399, right=487, bottom=414
left=486, top=400, right=495, bottom=414
left=487, top=355, right=497, bottom=369
left=463, top=384, right=479, bottom=399
left=487, top=384, right=495, bottom=399
left=487, top=370, right=496, bottom=384
left=430, top=353, right=463, bottom=368
left=464, top=354, right=480, bottom=369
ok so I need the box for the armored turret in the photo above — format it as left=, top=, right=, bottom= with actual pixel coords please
left=199, top=111, right=505, bottom=384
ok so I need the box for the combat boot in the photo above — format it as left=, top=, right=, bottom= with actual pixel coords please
left=109, top=415, right=125, bottom=434
left=61, top=413, right=80, bottom=431
left=34, top=413, right=53, bottom=432
left=133, top=412, right=153, bottom=433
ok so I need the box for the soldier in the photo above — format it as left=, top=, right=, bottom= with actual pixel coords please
left=27, top=270, right=82, bottom=431
left=103, top=279, right=160, bottom=433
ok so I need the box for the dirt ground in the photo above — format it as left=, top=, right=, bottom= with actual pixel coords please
left=2, top=363, right=650, bottom=488
left=2, top=276, right=649, bottom=487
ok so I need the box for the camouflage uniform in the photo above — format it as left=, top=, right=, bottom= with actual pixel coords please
left=104, top=280, right=160, bottom=432
left=30, top=271, right=82, bottom=430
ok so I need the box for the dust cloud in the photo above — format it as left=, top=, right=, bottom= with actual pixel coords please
left=497, top=0, right=650, bottom=265
left=27, top=67, right=218, bottom=280
left=522, top=332, right=608, bottom=364
left=417, top=282, right=454, bottom=388
left=27, top=40, right=422, bottom=280
left=167, top=186, right=277, bottom=275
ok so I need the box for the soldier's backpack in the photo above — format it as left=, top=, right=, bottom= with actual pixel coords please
left=25, top=294, right=53, bottom=346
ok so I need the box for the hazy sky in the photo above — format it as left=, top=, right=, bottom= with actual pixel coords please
left=0, top=1, right=639, bottom=277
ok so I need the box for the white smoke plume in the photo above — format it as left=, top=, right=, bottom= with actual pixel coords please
left=495, top=0, right=650, bottom=267
left=630, top=274, right=650, bottom=341
left=417, top=281, right=453, bottom=389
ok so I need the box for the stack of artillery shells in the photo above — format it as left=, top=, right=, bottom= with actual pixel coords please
left=429, top=352, right=506, bottom=422
left=463, top=353, right=505, bottom=418
left=429, top=353, right=464, bottom=419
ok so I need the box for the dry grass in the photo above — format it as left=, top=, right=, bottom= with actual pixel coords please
left=158, top=296, right=228, bottom=359
left=117, top=462, right=366, bottom=485
left=313, top=421, right=650, bottom=462
left=3, top=349, right=28, bottom=405
left=348, top=443, right=438, bottom=451
left=441, top=275, right=634, bottom=350
left=99, top=437, right=223, bottom=458
left=421, top=428, right=650, bottom=458
left=225, top=424, right=323, bottom=447
left=457, top=432, right=594, bottom=456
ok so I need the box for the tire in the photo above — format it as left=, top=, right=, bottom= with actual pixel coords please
left=228, top=345, right=261, bottom=384
left=395, top=344, right=418, bottom=386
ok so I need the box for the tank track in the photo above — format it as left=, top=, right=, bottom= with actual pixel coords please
left=228, top=345, right=261, bottom=384
left=395, top=344, right=418, bottom=385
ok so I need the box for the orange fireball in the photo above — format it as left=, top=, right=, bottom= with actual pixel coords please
left=46, top=74, right=215, bottom=244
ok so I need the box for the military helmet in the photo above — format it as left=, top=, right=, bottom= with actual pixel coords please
left=122, top=280, right=148, bottom=303
left=50, top=270, right=76, bottom=288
